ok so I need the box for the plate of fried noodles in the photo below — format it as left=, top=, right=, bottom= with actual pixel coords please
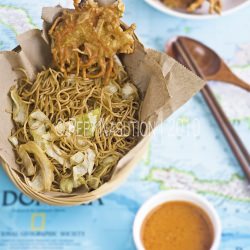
left=8, top=0, right=142, bottom=195
left=144, top=0, right=250, bottom=19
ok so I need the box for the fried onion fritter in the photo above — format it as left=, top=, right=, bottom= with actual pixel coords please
left=49, top=0, right=136, bottom=82
left=161, top=0, right=222, bottom=14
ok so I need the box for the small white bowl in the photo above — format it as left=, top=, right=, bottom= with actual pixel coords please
left=133, top=190, right=222, bottom=250
left=144, top=0, right=250, bottom=20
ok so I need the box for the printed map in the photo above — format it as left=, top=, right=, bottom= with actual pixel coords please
left=0, top=0, right=250, bottom=249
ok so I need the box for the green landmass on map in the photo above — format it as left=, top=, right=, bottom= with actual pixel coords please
left=145, top=167, right=250, bottom=203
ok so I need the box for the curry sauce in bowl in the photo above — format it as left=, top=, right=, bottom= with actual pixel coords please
left=133, top=191, right=221, bottom=250
left=142, top=201, right=214, bottom=250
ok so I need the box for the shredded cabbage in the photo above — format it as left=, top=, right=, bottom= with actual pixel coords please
left=70, top=152, right=85, bottom=165
left=8, top=136, right=18, bottom=147
left=104, top=82, right=118, bottom=95
left=87, top=177, right=100, bottom=190
left=45, top=144, right=68, bottom=166
left=54, top=121, right=66, bottom=135
left=60, top=178, right=74, bottom=193
left=30, top=110, right=49, bottom=122
left=72, top=149, right=96, bottom=183
left=85, top=148, right=96, bottom=174
left=76, top=108, right=100, bottom=137
left=10, top=86, right=29, bottom=124
left=54, top=120, right=76, bottom=137
left=122, top=83, right=138, bottom=100
left=18, top=144, right=36, bottom=176
left=73, top=165, right=87, bottom=182
left=60, top=176, right=87, bottom=193
left=27, top=171, right=44, bottom=192
left=102, top=155, right=119, bottom=166
left=18, top=142, right=54, bottom=191
left=28, top=110, right=48, bottom=142
left=73, top=177, right=86, bottom=189
left=28, top=110, right=68, bottom=167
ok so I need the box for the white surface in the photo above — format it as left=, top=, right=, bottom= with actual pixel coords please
left=144, top=0, right=250, bottom=19
left=133, top=190, right=222, bottom=250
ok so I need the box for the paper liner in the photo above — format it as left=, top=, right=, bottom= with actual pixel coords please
left=0, top=6, right=204, bottom=205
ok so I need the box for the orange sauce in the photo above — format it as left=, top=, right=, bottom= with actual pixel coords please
left=141, top=201, right=214, bottom=250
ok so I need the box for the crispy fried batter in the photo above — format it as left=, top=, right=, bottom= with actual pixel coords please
left=162, top=0, right=222, bottom=14
left=49, top=0, right=136, bottom=82
left=161, top=0, right=194, bottom=9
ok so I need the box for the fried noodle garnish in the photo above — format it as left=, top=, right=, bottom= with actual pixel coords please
left=49, top=0, right=136, bottom=82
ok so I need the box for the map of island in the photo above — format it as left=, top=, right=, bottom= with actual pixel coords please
left=0, top=5, right=35, bottom=34
left=146, top=167, right=250, bottom=203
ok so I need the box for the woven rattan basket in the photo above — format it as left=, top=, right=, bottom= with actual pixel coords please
left=0, top=5, right=205, bottom=206
left=0, top=22, right=151, bottom=206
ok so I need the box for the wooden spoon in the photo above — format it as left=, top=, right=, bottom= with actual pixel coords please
left=166, top=36, right=250, bottom=92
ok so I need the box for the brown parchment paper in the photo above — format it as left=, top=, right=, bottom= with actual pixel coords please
left=0, top=6, right=205, bottom=204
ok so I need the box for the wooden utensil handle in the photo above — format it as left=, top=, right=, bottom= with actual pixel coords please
left=201, top=86, right=250, bottom=178
left=172, top=39, right=250, bottom=180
